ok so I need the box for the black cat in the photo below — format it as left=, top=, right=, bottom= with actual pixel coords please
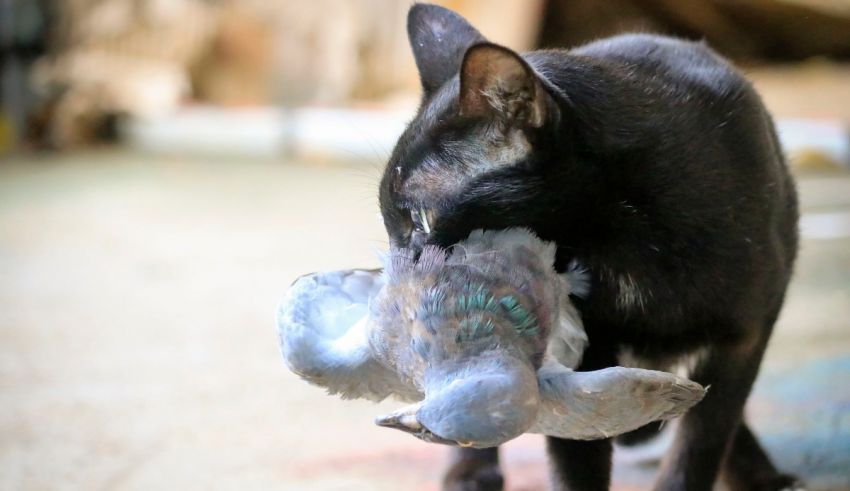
left=379, top=4, right=800, bottom=491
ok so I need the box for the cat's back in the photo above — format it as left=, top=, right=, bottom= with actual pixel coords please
left=526, top=33, right=779, bottom=178
left=527, top=34, right=798, bottom=340
left=568, top=33, right=746, bottom=98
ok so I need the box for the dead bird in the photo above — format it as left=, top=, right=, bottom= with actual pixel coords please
left=277, top=229, right=705, bottom=448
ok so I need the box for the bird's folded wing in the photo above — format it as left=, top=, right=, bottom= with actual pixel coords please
left=545, top=274, right=588, bottom=370
left=277, top=269, right=420, bottom=402
left=530, top=363, right=706, bottom=440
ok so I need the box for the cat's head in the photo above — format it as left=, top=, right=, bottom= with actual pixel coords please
left=379, top=4, right=565, bottom=253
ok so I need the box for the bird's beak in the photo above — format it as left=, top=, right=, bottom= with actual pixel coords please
left=374, top=404, right=460, bottom=446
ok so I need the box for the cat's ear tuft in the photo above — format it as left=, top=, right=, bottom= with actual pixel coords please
left=460, top=43, right=547, bottom=128
left=407, top=4, right=486, bottom=97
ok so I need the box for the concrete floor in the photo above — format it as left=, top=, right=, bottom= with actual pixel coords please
left=0, top=151, right=848, bottom=490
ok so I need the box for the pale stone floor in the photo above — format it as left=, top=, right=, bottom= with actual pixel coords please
left=0, top=151, right=848, bottom=490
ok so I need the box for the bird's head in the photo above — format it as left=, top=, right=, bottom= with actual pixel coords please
left=375, top=354, right=540, bottom=448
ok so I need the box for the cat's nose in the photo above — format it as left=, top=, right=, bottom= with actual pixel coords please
left=410, top=230, right=428, bottom=257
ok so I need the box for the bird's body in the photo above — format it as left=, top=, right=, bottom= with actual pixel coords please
left=278, top=229, right=704, bottom=448
left=370, top=228, right=582, bottom=388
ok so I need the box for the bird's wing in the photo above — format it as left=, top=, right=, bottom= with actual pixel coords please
left=277, top=269, right=420, bottom=402
left=530, top=363, right=706, bottom=440
left=544, top=274, right=588, bottom=369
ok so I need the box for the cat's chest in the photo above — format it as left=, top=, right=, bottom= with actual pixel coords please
left=557, top=242, right=711, bottom=350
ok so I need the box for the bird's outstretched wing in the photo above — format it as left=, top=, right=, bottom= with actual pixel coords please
left=530, top=363, right=706, bottom=440
left=277, top=269, right=420, bottom=402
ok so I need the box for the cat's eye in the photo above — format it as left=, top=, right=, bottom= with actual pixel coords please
left=410, top=208, right=432, bottom=234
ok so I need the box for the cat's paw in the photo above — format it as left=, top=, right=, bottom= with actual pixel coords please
left=442, top=461, right=504, bottom=491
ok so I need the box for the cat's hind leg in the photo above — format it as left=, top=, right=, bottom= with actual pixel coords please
left=721, top=422, right=806, bottom=491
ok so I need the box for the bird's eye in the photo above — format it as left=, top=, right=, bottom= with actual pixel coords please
left=410, top=208, right=432, bottom=234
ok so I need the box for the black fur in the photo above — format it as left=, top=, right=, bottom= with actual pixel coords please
left=379, top=5, right=800, bottom=491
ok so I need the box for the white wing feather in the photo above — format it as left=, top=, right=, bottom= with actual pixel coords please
left=277, top=269, right=420, bottom=402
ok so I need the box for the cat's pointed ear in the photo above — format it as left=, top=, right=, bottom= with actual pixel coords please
left=460, top=43, right=548, bottom=128
left=407, top=4, right=486, bottom=97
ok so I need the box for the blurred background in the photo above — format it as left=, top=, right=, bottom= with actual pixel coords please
left=1, top=0, right=848, bottom=490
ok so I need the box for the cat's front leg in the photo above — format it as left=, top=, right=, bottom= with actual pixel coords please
left=442, top=447, right=503, bottom=491
left=653, top=325, right=771, bottom=491
left=547, top=437, right=613, bottom=491
left=545, top=337, right=617, bottom=491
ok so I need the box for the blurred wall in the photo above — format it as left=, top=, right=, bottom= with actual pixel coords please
left=20, top=0, right=545, bottom=149
left=5, top=0, right=850, bottom=152
left=539, top=0, right=850, bottom=62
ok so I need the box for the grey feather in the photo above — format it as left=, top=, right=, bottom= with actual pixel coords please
left=531, top=362, right=706, bottom=440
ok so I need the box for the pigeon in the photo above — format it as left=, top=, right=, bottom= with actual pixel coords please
left=277, top=228, right=705, bottom=448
